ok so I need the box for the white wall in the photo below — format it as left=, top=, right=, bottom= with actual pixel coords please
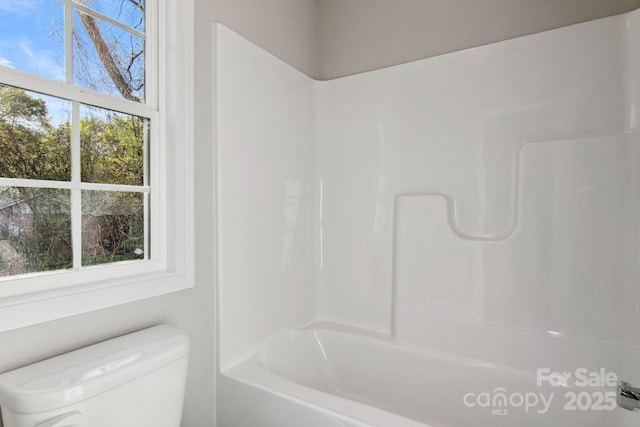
left=200, top=0, right=640, bottom=81
left=316, top=0, right=640, bottom=79
left=208, top=0, right=319, bottom=78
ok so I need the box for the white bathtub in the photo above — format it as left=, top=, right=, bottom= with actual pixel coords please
left=222, top=324, right=636, bottom=427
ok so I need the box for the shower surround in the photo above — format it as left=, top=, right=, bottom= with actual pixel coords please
left=216, top=8, right=640, bottom=426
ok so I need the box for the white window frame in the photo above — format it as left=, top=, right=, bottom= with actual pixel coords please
left=0, top=0, right=194, bottom=332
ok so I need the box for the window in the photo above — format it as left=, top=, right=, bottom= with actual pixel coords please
left=0, top=0, right=194, bottom=330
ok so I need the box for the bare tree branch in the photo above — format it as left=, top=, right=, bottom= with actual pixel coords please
left=126, top=0, right=144, bottom=14
left=77, top=12, right=138, bottom=102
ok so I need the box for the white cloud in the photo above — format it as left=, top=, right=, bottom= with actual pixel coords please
left=19, top=40, right=33, bottom=58
left=0, top=56, right=14, bottom=68
left=19, top=40, right=64, bottom=81
left=0, top=0, right=37, bottom=15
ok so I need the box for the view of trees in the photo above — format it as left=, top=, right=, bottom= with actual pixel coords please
left=0, top=85, right=72, bottom=274
left=0, top=0, right=147, bottom=276
left=74, top=0, right=146, bottom=102
left=0, top=85, right=146, bottom=275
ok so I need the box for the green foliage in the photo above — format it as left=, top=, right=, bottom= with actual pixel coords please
left=0, top=85, right=70, bottom=182
left=0, top=85, right=145, bottom=274
left=81, top=112, right=145, bottom=185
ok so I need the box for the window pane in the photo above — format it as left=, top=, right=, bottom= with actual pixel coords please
left=0, top=85, right=71, bottom=181
left=76, top=0, right=145, bottom=32
left=0, top=0, right=65, bottom=81
left=82, top=190, right=145, bottom=266
left=73, top=11, right=145, bottom=102
left=0, top=187, right=72, bottom=277
left=80, top=104, right=145, bottom=186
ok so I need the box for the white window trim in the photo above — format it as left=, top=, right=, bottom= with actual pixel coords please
left=0, top=0, right=195, bottom=332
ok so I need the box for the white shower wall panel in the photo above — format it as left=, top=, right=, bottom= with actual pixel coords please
left=217, top=9, right=640, bottom=376
left=216, top=25, right=316, bottom=370
left=315, top=11, right=638, bottom=346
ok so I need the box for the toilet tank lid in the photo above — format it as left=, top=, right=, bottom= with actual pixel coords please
left=0, top=325, right=189, bottom=414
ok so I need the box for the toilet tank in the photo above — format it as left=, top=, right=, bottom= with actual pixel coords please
left=0, top=325, right=189, bottom=427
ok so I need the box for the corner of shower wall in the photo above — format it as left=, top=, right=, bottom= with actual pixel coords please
left=625, top=8, right=640, bottom=130
left=310, top=78, right=328, bottom=324
left=310, top=76, right=395, bottom=333
left=215, top=23, right=320, bottom=371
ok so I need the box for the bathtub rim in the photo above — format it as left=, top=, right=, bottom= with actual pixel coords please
left=220, top=322, right=545, bottom=427
left=223, top=361, right=431, bottom=427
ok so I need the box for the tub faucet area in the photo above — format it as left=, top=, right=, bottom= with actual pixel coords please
left=619, top=382, right=640, bottom=412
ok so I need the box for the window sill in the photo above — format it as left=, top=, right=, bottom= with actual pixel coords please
left=0, top=269, right=193, bottom=332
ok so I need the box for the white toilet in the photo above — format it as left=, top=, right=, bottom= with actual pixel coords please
left=0, top=325, right=189, bottom=427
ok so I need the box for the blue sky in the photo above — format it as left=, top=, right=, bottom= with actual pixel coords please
left=0, top=0, right=65, bottom=81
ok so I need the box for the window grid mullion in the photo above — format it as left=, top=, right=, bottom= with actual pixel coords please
left=144, top=192, right=150, bottom=260
left=0, top=67, right=157, bottom=120
left=145, top=0, right=158, bottom=110
left=65, top=0, right=73, bottom=85
left=71, top=102, right=81, bottom=183
left=71, top=189, right=82, bottom=269
left=143, top=117, right=150, bottom=259
left=71, top=101, right=82, bottom=269
left=0, top=178, right=149, bottom=193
